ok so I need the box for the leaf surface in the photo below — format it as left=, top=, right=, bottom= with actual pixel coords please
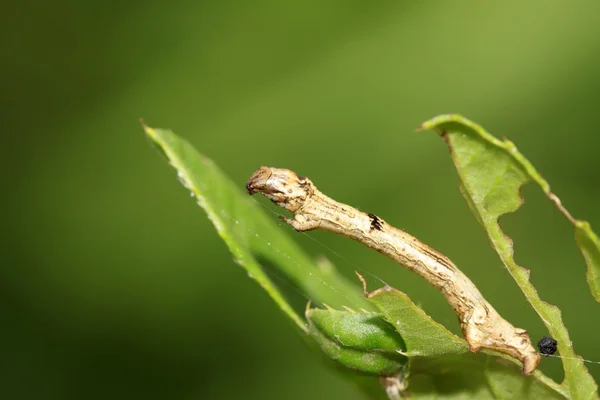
left=369, top=286, right=565, bottom=399
left=421, top=114, right=598, bottom=400
left=145, top=125, right=393, bottom=399
left=144, top=124, right=372, bottom=330
left=368, top=287, right=468, bottom=358
left=307, top=309, right=408, bottom=375
left=146, top=123, right=571, bottom=399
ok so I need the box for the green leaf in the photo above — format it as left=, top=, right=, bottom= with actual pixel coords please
left=483, top=355, right=566, bottom=400
left=576, top=222, right=600, bottom=303
left=422, top=115, right=600, bottom=303
left=408, top=353, right=565, bottom=399
left=368, top=286, right=468, bottom=358
left=307, top=308, right=407, bottom=354
left=369, top=286, right=566, bottom=399
left=145, top=124, right=392, bottom=399
left=307, top=308, right=408, bottom=375
left=421, top=114, right=598, bottom=400
left=144, top=124, right=372, bottom=332
left=145, top=123, right=571, bottom=399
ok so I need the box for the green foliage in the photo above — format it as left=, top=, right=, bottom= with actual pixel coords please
left=368, top=287, right=468, bottom=358
left=576, top=224, right=600, bottom=303
left=145, top=116, right=597, bottom=399
left=308, top=309, right=406, bottom=354
left=407, top=352, right=564, bottom=400
left=144, top=123, right=371, bottom=331
left=421, top=115, right=598, bottom=400
left=369, top=287, right=563, bottom=399
left=307, top=309, right=407, bottom=375
left=420, top=115, right=600, bottom=304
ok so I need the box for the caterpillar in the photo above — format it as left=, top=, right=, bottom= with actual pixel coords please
left=246, top=166, right=541, bottom=375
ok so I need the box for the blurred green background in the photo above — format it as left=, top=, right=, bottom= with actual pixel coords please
left=3, top=1, right=600, bottom=399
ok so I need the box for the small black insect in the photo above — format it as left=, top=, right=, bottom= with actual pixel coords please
left=367, top=213, right=383, bottom=231
left=537, top=336, right=558, bottom=356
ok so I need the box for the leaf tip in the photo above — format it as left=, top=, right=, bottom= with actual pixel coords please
left=419, top=113, right=469, bottom=132
left=366, top=285, right=395, bottom=299
left=141, top=120, right=157, bottom=140
left=575, top=220, right=591, bottom=231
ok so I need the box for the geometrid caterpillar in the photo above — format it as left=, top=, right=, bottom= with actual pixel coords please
left=246, top=166, right=541, bottom=375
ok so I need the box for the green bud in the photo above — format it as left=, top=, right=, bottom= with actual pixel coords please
left=307, top=308, right=407, bottom=375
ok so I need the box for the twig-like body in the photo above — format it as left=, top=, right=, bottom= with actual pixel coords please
left=246, top=166, right=540, bottom=374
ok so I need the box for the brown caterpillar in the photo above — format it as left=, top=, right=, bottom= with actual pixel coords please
left=246, top=166, right=541, bottom=375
